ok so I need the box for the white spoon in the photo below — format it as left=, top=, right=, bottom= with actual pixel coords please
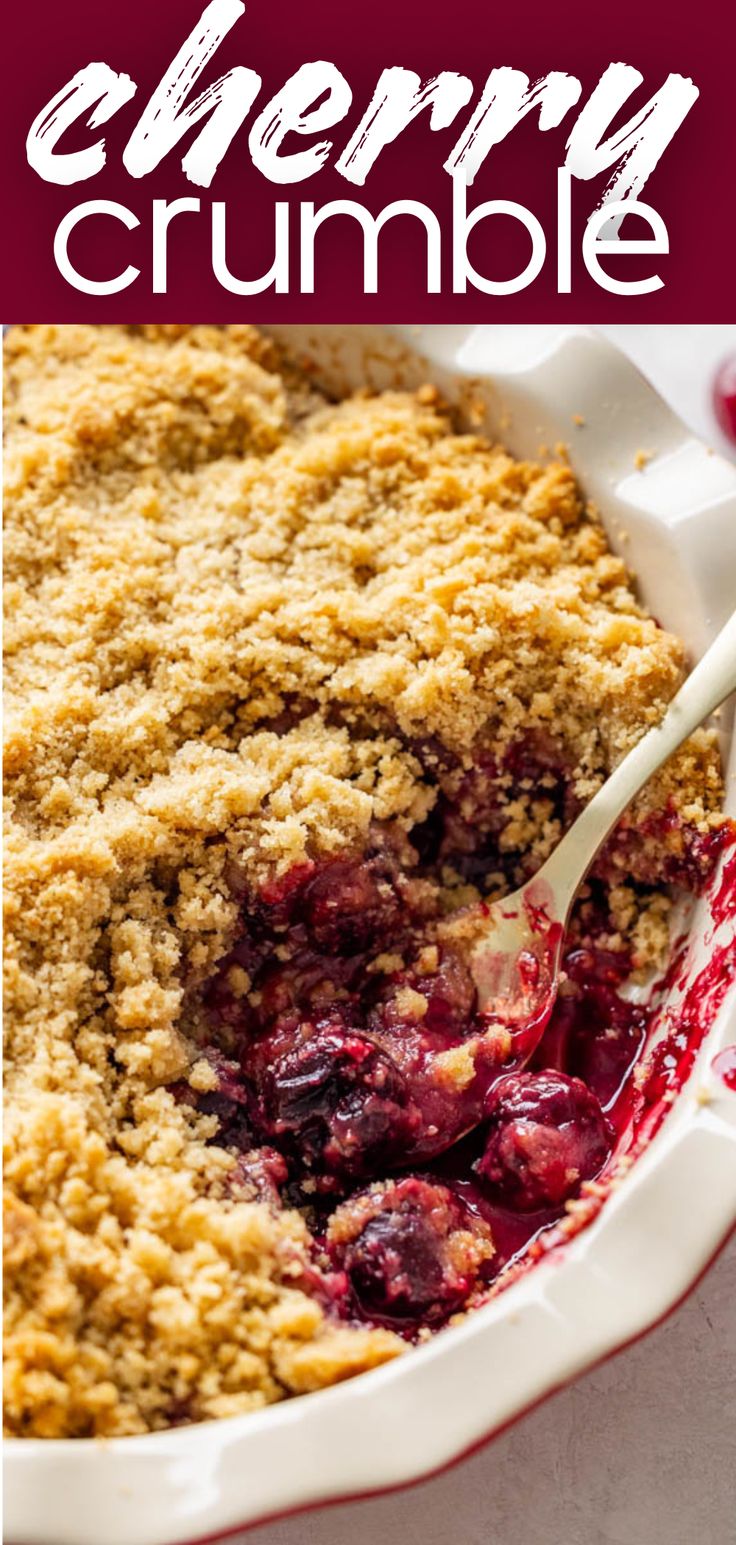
left=440, top=608, right=736, bottom=1064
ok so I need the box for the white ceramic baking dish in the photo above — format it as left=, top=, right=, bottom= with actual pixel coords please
left=5, top=325, right=736, bottom=1545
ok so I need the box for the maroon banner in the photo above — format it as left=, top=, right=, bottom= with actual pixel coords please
left=2, top=0, right=734, bottom=319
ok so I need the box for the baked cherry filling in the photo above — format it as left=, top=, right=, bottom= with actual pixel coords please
left=232, top=944, right=491, bottom=1185
left=475, top=1070, right=614, bottom=1210
left=533, top=945, right=649, bottom=1107
left=247, top=1018, right=422, bottom=1181
left=327, top=1177, right=494, bottom=1326
left=183, top=748, right=729, bottom=1335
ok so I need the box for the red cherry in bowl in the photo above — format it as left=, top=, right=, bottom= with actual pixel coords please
left=712, top=355, right=736, bottom=445
left=475, top=1069, right=613, bottom=1211
left=327, top=1176, right=493, bottom=1326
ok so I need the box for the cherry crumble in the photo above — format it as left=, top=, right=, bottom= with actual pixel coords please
left=4, top=324, right=730, bottom=1438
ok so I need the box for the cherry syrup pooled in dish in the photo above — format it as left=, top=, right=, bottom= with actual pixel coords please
left=175, top=748, right=736, bottom=1339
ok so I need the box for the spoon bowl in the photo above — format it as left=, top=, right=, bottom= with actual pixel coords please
left=442, top=607, right=736, bottom=1067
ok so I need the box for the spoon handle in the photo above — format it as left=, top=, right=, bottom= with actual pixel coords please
left=540, top=608, right=736, bottom=913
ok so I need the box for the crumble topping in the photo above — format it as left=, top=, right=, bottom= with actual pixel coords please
left=3, top=324, right=725, bottom=1438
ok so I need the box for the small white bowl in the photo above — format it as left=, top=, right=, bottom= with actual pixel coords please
left=5, top=325, right=736, bottom=1545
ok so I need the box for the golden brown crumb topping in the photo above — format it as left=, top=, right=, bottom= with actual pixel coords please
left=3, top=324, right=723, bottom=1438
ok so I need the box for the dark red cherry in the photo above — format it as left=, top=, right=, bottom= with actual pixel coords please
left=377, top=946, right=477, bottom=1043
left=476, top=1069, right=612, bottom=1210
left=247, top=1019, right=421, bottom=1181
left=327, top=1176, right=493, bottom=1326
left=302, top=858, right=400, bottom=955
